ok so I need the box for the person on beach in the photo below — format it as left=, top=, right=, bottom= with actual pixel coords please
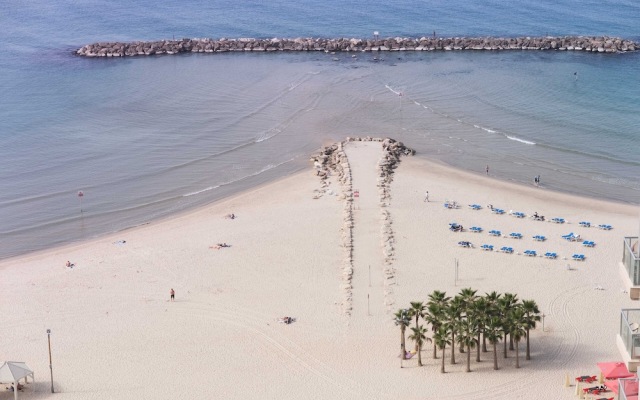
left=485, top=165, right=489, bottom=175
left=66, top=261, right=74, bottom=268
left=170, top=288, right=175, bottom=301
left=424, top=190, right=429, bottom=202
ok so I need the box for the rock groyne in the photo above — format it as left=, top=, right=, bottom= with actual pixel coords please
left=76, top=36, right=637, bottom=57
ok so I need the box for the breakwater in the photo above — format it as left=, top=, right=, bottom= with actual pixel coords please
left=76, top=36, right=637, bottom=57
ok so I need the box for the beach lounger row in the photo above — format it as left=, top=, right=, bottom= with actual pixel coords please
left=488, top=230, right=501, bottom=236
left=579, top=221, right=591, bottom=227
left=481, top=244, right=493, bottom=251
left=509, top=232, right=523, bottom=239
left=492, top=208, right=505, bottom=214
left=470, top=226, right=482, bottom=233
left=583, top=240, right=596, bottom=247
left=468, top=204, right=482, bottom=210
left=511, top=211, right=526, bottom=218
left=544, top=252, right=558, bottom=259
left=551, top=217, right=565, bottom=224
left=524, top=250, right=537, bottom=257
left=499, top=246, right=514, bottom=253
left=598, top=224, right=613, bottom=230
left=572, top=254, right=586, bottom=261
left=533, top=235, right=546, bottom=241
left=458, top=241, right=473, bottom=248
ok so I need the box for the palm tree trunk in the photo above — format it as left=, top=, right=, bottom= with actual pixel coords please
left=450, top=332, right=456, bottom=364
left=441, top=347, right=446, bottom=373
left=466, top=344, right=471, bottom=372
left=503, top=335, right=508, bottom=358
left=476, top=331, right=481, bottom=362
left=509, top=333, right=514, bottom=350
left=525, top=328, right=531, bottom=360
left=515, top=340, right=520, bottom=368
left=493, top=342, right=498, bottom=370
left=482, top=333, right=488, bottom=352
left=414, top=316, right=420, bottom=351
left=432, top=326, right=438, bottom=359
left=417, top=343, right=423, bottom=366
left=400, top=327, right=407, bottom=360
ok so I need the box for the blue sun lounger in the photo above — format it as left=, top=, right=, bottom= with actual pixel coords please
left=492, top=208, right=505, bottom=215
left=469, top=204, right=482, bottom=210
left=470, top=226, right=483, bottom=233
left=551, top=217, right=566, bottom=224
left=544, top=252, right=557, bottom=259
left=481, top=244, right=494, bottom=251
left=598, top=224, right=613, bottom=230
left=583, top=241, right=596, bottom=247
left=458, top=241, right=473, bottom=248
left=500, top=246, right=514, bottom=254
left=579, top=221, right=591, bottom=228
left=572, top=254, right=585, bottom=261
left=488, top=230, right=501, bottom=237
left=509, top=232, right=522, bottom=239
left=524, top=250, right=537, bottom=257
left=562, top=233, right=580, bottom=241
left=533, top=235, right=546, bottom=241
left=512, top=212, right=526, bottom=218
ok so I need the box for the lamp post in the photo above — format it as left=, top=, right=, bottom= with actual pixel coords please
left=47, top=329, right=54, bottom=393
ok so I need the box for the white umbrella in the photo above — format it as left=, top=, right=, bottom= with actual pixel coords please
left=0, top=362, right=34, bottom=400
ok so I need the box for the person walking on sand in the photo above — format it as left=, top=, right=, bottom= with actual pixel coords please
left=424, top=190, right=429, bottom=202
left=485, top=165, right=489, bottom=175
left=170, top=288, right=175, bottom=302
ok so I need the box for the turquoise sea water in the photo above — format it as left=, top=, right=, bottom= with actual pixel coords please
left=1, top=0, right=639, bottom=259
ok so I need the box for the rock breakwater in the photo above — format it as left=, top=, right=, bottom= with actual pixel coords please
left=76, top=36, right=637, bottom=57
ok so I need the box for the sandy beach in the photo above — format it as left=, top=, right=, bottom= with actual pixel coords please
left=1, top=139, right=638, bottom=400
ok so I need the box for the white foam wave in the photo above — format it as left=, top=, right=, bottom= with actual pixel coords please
left=183, top=185, right=220, bottom=197
left=506, top=135, right=536, bottom=145
left=255, top=128, right=281, bottom=143
left=385, top=84, right=402, bottom=96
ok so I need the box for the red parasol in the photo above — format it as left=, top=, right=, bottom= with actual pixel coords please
left=597, top=362, right=635, bottom=380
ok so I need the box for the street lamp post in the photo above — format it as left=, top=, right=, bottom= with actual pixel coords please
left=47, top=329, right=54, bottom=393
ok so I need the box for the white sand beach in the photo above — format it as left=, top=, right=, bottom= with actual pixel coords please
left=1, top=139, right=638, bottom=400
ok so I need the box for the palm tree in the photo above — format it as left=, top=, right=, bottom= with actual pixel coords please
left=427, top=291, right=450, bottom=359
left=522, top=299, right=541, bottom=360
left=408, top=325, right=431, bottom=367
left=394, top=308, right=411, bottom=360
left=499, top=293, right=518, bottom=357
left=457, top=288, right=477, bottom=355
left=470, top=297, right=489, bottom=362
left=408, top=301, right=426, bottom=351
left=484, top=317, right=503, bottom=370
left=483, top=291, right=502, bottom=352
left=510, top=309, right=527, bottom=368
left=446, top=297, right=464, bottom=364
left=433, top=325, right=451, bottom=373
left=456, top=319, right=478, bottom=372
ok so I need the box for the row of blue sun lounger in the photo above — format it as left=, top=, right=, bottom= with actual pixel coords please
left=478, top=245, right=586, bottom=260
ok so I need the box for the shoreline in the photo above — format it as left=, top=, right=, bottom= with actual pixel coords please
left=75, top=35, right=638, bottom=57
left=1, top=148, right=636, bottom=264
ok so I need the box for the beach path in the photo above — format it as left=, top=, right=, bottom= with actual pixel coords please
left=345, top=141, right=386, bottom=317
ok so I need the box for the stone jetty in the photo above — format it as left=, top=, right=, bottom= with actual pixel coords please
left=76, top=36, right=637, bottom=57
left=311, top=137, right=413, bottom=317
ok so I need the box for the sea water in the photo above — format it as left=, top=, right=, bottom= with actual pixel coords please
left=0, top=0, right=639, bottom=259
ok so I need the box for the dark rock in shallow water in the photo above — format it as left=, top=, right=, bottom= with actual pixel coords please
left=75, top=36, right=638, bottom=58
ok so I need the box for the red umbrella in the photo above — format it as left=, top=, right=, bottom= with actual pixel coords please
left=604, top=379, right=638, bottom=395
left=597, top=362, right=635, bottom=380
